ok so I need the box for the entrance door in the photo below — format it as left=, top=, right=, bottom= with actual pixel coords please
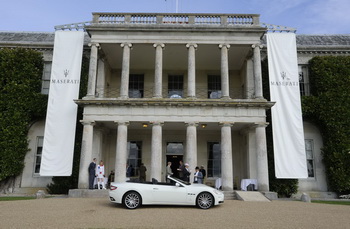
left=166, top=155, right=183, bottom=178
left=166, top=142, right=184, bottom=179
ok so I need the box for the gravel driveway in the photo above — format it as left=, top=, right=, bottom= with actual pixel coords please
left=1, top=197, right=349, bottom=228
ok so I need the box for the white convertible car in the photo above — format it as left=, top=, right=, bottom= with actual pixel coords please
left=109, top=176, right=224, bottom=209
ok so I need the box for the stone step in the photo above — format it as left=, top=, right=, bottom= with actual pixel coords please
left=235, top=191, right=270, bottom=202
left=68, top=189, right=109, bottom=198
left=223, top=191, right=236, bottom=200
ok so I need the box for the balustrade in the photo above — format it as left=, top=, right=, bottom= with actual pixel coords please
left=92, top=13, right=260, bottom=26
left=95, top=86, right=255, bottom=100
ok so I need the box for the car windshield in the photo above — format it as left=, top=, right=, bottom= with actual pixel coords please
left=169, top=176, right=191, bottom=185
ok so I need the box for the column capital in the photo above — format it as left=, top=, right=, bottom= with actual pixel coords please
left=80, top=120, right=95, bottom=126
left=150, top=121, right=164, bottom=126
left=114, top=121, right=130, bottom=126
left=120, top=43, right=132, bottom=48
left=186, top=43, right=198, bottom=49
left=88, top=43, right=100, bottom=48
left=219, top=44, right=230, bottom=49
left=219, top=122, right=234, bottom=127
left=185, top=122, right=198, bottom=127
left=251, top=44, right=264, bottom=49
left=253, top=122, right=269, bottom=128
left=153, top=43, right=165, bottom=48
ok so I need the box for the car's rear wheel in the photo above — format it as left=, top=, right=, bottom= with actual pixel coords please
left=196, top=192, right=214, bottom=209
left=123, top=191, right=141, bottom=209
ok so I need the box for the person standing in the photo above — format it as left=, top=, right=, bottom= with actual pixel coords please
left=139, top=163, right=147, bottom=182
left=200, top=165, right=206, bottom=183
left=166, top=161, right=174, bottom=183
left=88, top=158, right=97, bottom=189
left=107, top=170, right=115, bottom=189
left=177, top=160, right=184, bottom=180
left=126, top=164, right=133, bottom=178
left=96, top=160, right=106, bottom=189
left=183, top=163, right=191, bottom=182
left=194, top=166, right=204, bottom=184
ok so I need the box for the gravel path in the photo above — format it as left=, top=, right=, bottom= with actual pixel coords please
left=0, top=197, right=349, bottom=228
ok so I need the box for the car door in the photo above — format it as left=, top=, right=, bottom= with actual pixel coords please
left=152, top=183, right=188, bottom=204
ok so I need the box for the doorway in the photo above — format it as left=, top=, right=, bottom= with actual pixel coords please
left=166, top=155, right=183, bottom=178
left=166, top=142, right=184, bottom=178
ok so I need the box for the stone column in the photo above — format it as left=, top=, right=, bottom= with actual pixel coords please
left=185, top=122, right=198, bottom=183
left=219, top=44, right=230, bottom=99
left=114, top=121, right=129, bottom=182
left=220, top=122, right=234, bottom=191
left=86, top=43, right=100, bottom=98
left=244, top=59, right=255, bottom=99
left=186, top=44, right=197, bottom=98
left=120, top=43, right=132, bottom=99
left=255, top=122, right=269, bottom=191
left=78, top=120, right=95, bottom=189
left=151, top=121, right=163, bottom=181
left=96, top=58, right=105, bottom=98
left=153, top=43, right=165, bottom=98
left=252, top=44, right=264, bottom=99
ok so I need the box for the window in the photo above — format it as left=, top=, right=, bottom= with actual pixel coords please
left=166, top=142, right=184, bottom=155
left=129, top=74, right=144, bottom=98
left=34, top=137, right=44, bottom=174
left=41, top=62, right=52, bottom=94
left=299, top=65, right=310, bottom=96
left=207, top=142, right=221, bottom=177
left=208, top=75, right=221, bottom=99
left=305, top=139, right=315, bottom=178
left=168, top=75, right=183, bottom=98
left=127, top=141, right=142, bottom=176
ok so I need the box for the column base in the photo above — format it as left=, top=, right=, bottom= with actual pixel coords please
left=186, top=96, right=196, bottom=99
left=83, top=95, right=95, bottom=100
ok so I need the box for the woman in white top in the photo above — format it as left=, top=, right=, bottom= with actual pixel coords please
left=96, top=160, right=106, bottom=189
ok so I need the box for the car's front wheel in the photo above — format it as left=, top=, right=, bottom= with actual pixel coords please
left=196, top=192, right=214, bottom=209
left=123, top=191, right=141, bottom=209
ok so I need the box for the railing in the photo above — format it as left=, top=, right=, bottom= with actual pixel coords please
left=95, top=87, right=256, bottom=100
left=55, top=21, right=92, bottom=31
left=261, top=23, right=296, bottom=33
left=92, top=13, right=260, bottom=26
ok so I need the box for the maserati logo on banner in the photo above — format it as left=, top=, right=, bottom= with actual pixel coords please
left=64, top=69, right=69, bottom=77
left=280, top=71, right=287, bottom=80
left=40, top=31, right=84, bottom=176
left=267, top=33, right=308, bottom=179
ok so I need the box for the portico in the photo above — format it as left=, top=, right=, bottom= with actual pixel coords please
left=76, top=13, right=273, bottom=191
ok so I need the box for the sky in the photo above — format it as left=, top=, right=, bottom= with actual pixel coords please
left=0, top=0, right=349, bottom=34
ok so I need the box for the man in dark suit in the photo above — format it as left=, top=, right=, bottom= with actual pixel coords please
left=183, top=163, right=191, bottom=182
left=177, top=160, right=184, bottom=181
left=88, top=158, right=97, bottom=189
left=139, top=163, right=147, bottom=182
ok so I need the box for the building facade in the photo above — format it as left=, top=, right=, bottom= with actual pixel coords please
left=1, top=13, right=349, bottom=196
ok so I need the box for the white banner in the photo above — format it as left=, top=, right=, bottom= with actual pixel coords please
left=40, top=31, right=84, bottom=176
left=266, top=33, right=308, bottom=178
